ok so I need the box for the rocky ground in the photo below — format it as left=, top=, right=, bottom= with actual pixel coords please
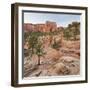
left=24, top=40, right=80, bottom=77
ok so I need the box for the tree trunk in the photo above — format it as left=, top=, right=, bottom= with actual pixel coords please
left=31, top=47, right=33, bottom=57
left=38, top=56, right=40, bottom=65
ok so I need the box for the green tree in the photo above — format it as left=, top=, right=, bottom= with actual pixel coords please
left=72, top=22, right=80, bottom=40
left=63, top=22, right=80, bottom=41
left=28, top=33, right=38, bottom=57
left=51, top=38, right=61, bottom=50
left=27, top=32, right=46, bottom=65
left=35, top=42, right=46, bottom=65
left=64, top=29, right=71, bottom=40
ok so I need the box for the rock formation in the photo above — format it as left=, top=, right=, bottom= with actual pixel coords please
left=24, top=21, right=62, bottom=32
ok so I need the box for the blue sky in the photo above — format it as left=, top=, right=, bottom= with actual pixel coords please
left=24, top=12, right=80, bottom=27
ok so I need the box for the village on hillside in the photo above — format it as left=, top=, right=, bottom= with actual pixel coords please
left=24, top=21, right=80, bottom=77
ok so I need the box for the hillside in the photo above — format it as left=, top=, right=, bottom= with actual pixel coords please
left=24, top=21, right=80, bottom=77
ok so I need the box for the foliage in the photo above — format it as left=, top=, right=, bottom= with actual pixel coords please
left=63, top=22, right=80, bottom=40
left=28, top=33, right=38, bottom=57
left=64, top=29, right=71, bottom=40
left=26, top=32, right=46, bottom=65
left=51, top=39, right=61, bottom=50
left=35, top=42, right=46, bottom=65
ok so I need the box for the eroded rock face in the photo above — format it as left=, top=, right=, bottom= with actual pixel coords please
left=48, top=62, right=70, bottom=75
left=24, top=40, right=80, bottom=77
left=45, top=47, right=62, bottom=61
left=62, top=40, right=80, bottom=49
left=24, top=54, right=80, bottom=77
left=24, top=21, right=59, bottom=32
left=59, top=56, right=80, bottom=75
